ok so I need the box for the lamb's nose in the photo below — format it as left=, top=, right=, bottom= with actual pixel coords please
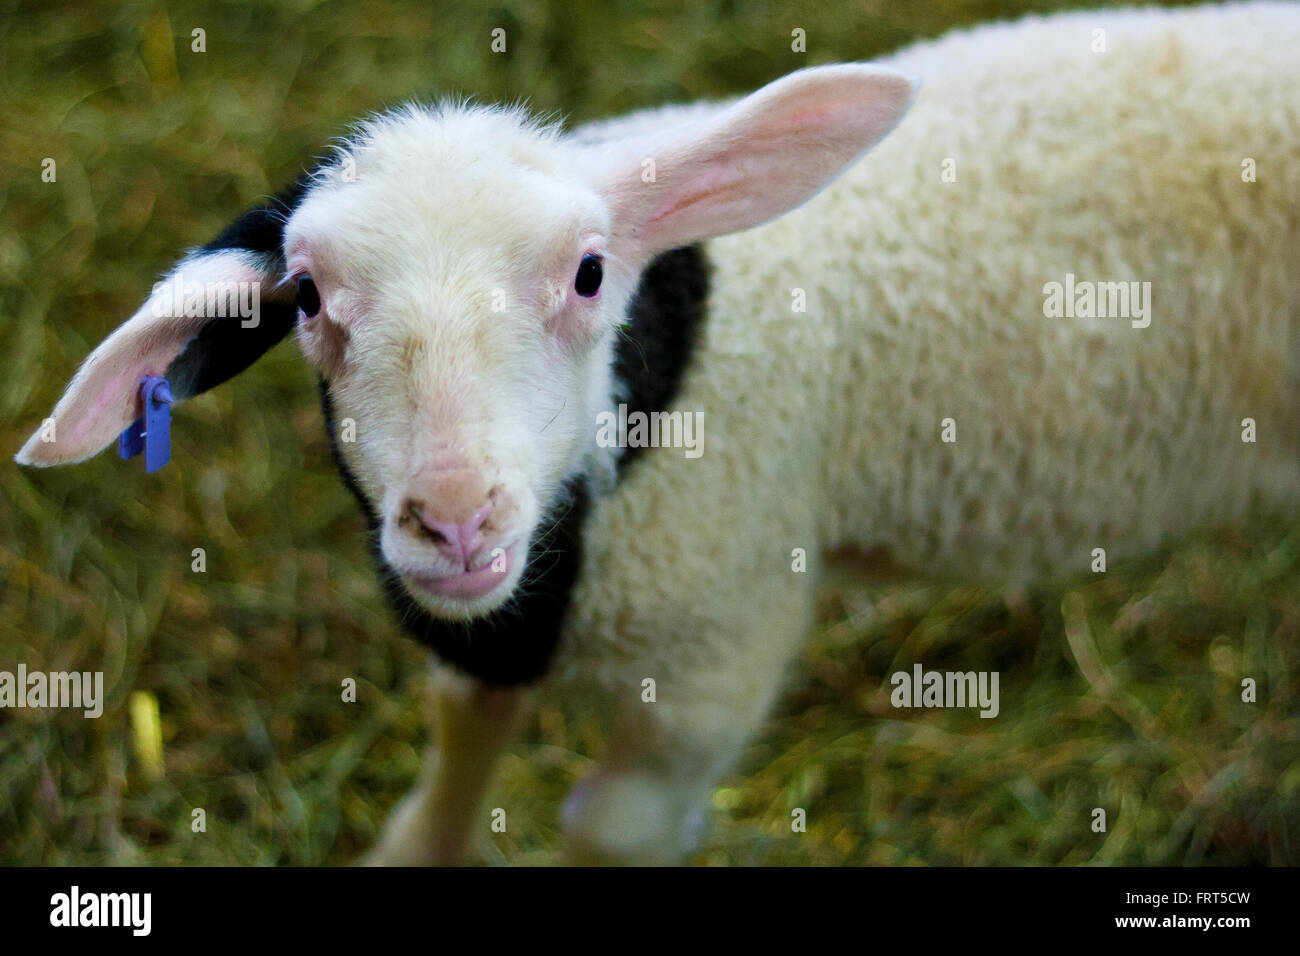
left=410, top=500, right=493, bottom=565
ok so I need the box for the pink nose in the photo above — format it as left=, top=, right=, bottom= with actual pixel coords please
left=412, top=500, right=493, bottom=565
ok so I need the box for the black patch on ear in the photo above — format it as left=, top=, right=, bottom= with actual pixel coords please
left=318, top=380, right=590, bottom=687
left=612, top=245, right=710, bottom=473
left=165, top=175, right=313, bottom=401
left=164, top=300, right=300, bottom=401
left=315, top=245, right=709, bottom=687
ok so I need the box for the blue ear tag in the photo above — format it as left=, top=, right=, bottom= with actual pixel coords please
left=117, top=376, right=173, bottom=473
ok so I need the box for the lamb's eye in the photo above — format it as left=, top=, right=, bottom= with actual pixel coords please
left=297, top=275, right=321, bottom=317
left=575, top=254, right=603, bottom=297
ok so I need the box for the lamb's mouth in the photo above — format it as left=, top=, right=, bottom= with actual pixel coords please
left=402, top=542, right=520, bottom=602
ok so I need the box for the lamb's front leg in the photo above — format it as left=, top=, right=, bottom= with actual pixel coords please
left=559, top=568, right=816, bottom=865
left=364, top=664, right=528, bottom=866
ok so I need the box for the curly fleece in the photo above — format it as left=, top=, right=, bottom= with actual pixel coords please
left=554, top=4, right=1299, bottom=847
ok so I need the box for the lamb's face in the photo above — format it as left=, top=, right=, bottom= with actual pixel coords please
left=283, top=109, right=630, bottom=620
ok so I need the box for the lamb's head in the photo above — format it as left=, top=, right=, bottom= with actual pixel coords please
left=16, top=65, right=917, bottom=621
left=286, top=106, right=633, bottom=618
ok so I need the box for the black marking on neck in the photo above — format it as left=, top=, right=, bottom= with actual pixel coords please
left=165, top=175, right=313, bottom=401
left=612, top=245, right=711, bottom=473
left=317, top=244, right=709, bottom=686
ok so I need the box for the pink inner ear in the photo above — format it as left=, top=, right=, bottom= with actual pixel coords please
left=647, top=164, right=739, bottom=229
left=786, top=102, right=839, bottom=131
left=64, top=324, right=189, bottom=447
left=610, top=66, right=916, bottom=255
left=77, top=370, right=141, bottom=446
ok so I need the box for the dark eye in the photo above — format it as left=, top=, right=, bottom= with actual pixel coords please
left=575, top=254, right=603, bottom=297
left=297, top=275, right=321, bottom=317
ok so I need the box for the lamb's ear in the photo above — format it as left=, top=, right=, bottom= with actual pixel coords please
left=16, top=185, right=307, bottom=468
left=594, top=64, right=918, bottom=256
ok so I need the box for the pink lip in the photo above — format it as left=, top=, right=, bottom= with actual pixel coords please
left=406, top=550, right=512, bottom=600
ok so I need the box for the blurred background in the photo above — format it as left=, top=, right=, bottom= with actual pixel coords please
left=1, top=0, right=1296, bottom=865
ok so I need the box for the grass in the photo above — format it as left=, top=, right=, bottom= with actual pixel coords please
left=1, top=0, right=1296, bottom=865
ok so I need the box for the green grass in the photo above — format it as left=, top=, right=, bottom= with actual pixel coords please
left=1, top=0, right=1295, bottom=865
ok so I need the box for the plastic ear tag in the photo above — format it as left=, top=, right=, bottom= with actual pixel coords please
left=117, top=376, right=173, bottom=473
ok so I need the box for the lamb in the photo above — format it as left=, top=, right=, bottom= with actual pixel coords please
left=16, top=1, right=1300, bottom=865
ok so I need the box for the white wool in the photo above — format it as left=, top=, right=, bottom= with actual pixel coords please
left=550, top=2, right=1300, bottom=860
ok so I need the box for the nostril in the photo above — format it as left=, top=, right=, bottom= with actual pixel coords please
left=405, top=501, right=450, bottom=546
left=464, top=500, right=493, bottom=538
left=422, top=524, right=451, bottom=547
left=482, top=486, right=504, bottom=530
left=418, top=513, right=459, bottom=548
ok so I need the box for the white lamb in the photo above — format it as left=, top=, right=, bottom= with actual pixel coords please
left=17, top=2, right=1300, bottom=865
